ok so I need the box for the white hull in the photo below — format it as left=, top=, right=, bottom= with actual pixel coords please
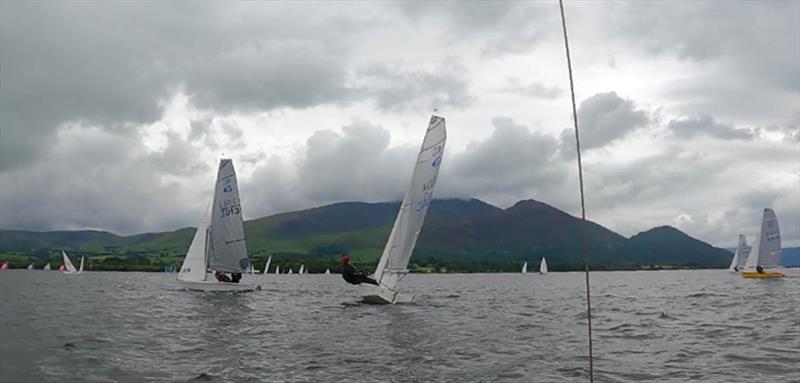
left=177, top=279, right=260, bottom=292
left=359, top=285, right=413, bottom=305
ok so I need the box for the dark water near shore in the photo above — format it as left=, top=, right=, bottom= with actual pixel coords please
left=1, top=270, right=798, bottom=382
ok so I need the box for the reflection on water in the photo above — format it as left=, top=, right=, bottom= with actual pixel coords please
left=1, top=270, right=798, bottom=382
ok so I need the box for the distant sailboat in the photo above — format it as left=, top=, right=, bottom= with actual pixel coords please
left=288, top=269, right=293, bottom=275
left=43, top=263, right=51, bottom=271
left=79, top=256, right=85, bottom=273
left=742, top=208, right=784, bottom=279
left=61, top=251, right=80, bottom=274
left=521, top=262, right=528, bottom=274
left=27, top=264, right=34, bottom=270
left=361, top=115, right=446, bottom=304
left=325, top=268, right=331, bottom=275
left=177, top=159, right=260, bottom=291
left=728, top=234, right=750, bottom=273
left=58, top=264, right=65, bottom=272
left=299, top=265, right=305, bottom=274
left=0, top=262, right=8, bottom=270
left=539, top=257, right=548, bottom=274
left=275, top=265, right=280, bottom=274
left=263, top=256, right=272, bottom=275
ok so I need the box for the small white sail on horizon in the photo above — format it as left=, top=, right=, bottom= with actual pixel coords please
left=361, top=115, right=446, bottom=304
left=275, top=264, right=280, bottom=274
left=521, top=262, right=528, bottom=274
left=539, top=257, right=548, bottom=274
left=288, top=268, right=293, bottom=275
left=79, top=256, right=85, bottom=273
left=43, top=263, right=51, bottom=271
left=27, top=264, right=34, bottom=270
left=325, top=268, right=331, bottom=275
left=742, top=208, right=783, bottom=278
left=299, top=264, right=305, bottom=274
left=61, top=251, right=79, bottom=274
left=177, top=159, right=260, bottom=291
left=263, top=256, right=272, bottom=275
left=729, top=234, right=750, bottom=273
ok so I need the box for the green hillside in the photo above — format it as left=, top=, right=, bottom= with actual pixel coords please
left=0, top=198, right=732, bottom=271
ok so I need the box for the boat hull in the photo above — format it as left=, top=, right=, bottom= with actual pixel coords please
left=359, top=285, right=413, bottom=305
left=741, top=272, right=784, bottom=279
left=177, top=279, right=261, bottom=292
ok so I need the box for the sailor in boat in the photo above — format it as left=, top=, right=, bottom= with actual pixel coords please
left=341, top=254, right=378, bottom=286
left=756, top=265, right=764, bottom=273
left=215, top=271, right=232, bottom=283
left=231, top=272, right=242, bottom=283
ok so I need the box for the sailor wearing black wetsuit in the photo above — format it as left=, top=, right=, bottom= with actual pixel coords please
left=341, top=254, right=379, bottom=286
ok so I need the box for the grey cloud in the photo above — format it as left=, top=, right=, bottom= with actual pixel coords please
left=559, top=92, right=648, bottom=157
left=0, top=125, right=206, bottom=234
left=440, top=116, right=568, bottom=207
left=357, top=61, right=474, bottom=112
left=0, top=2, right=363, bottom=171
left=502, top=78, right=562, bottom=99
left=668, top=115, right=753, bottom=140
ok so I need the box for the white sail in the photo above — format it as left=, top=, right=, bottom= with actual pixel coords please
left=743, top=208, right=782, bottom=271
left=263, top=256, right=272, bottom=274
left=79, top=256, right=85, bottom=272
left=299, top=265, right=305, bottom=274
left=372, top=115, right=446, bottom=293
left=539, top=257, right=548, bottom=274
left=27, top=264, right=33, bottom=270
left=729, top=234, right=749, bottom=272
left=521, top=262, right=528, bottom=274
left=207, top=159, right=248, bottom=273
left=43, top=263, right=51, bottom=271
left=325, top=268, right=331, bottom=275
left=179, top=225, right=210, bottom=282
left=288, top=269, right=293, bottom=275
left=62, top=251, right=78, bottom=273
left=275, top=265, right=280, bottom=274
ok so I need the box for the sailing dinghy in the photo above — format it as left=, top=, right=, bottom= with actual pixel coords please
left=742, top=208, right=784, bottom=278
left=177, top=159, right=260, bottom=292
left=539, top=257, right=548, bottom=274
left=43, top=263, right=51, bottom=271
left=27, top=264, right=34, bottom=270
left=521, top=262, right=528, bottom=274
left=360, top=115, right=446, bottom=304
left=263, top=256, right=272, bottom=275
left=728, top=234, right=750, bottom=273
left=61, top=251, right=80, bottom=274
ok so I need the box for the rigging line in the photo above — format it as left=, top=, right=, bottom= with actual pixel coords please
left=558, top=0, right=594, bottom=381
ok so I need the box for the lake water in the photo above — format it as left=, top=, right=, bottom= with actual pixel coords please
left=1, top=270, right=798, bottom=382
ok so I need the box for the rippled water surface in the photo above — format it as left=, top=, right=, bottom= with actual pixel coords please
left=1, top=270, right=798, bottom=382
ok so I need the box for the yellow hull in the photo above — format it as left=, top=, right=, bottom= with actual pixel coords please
left=741, top=272, right=784, bottom=279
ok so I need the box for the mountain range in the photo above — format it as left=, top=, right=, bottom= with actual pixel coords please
left=0, top=198, right=736, bottom=269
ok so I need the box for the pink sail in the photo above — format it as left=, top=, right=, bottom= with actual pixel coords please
left=0, top=262, right=8, bottom=270
left=58, top=264, right=66, bottom=272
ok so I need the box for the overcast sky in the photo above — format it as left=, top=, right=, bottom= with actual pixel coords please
left=1, top=1, right=798, bottom=247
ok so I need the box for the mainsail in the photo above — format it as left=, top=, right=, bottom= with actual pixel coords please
left=263, top=256, right=272, bottom=274
left=372, top=115, right=446, bottom=292
left=729, top=234, right=750, bottom=271
left=62, top=251, right=78, bottom=273
left=179, top=159, right=250, bottom=282
left=743, top=208, right=782, bottom=271
left=79, top=256, right=85, bottom=273
left=521, top=262, right=528, bottom=274
left=43, top=263, right=51, bottom=271
left=207, top=159, right=248, bottom=273
left=540, top=257, right=548, bottom=274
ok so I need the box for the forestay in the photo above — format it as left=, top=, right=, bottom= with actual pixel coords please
left=743, top=208, right=782, bottom=271
left=207, top=159, right=249, bottom=273
left=373, top=115, right=446, bottom=291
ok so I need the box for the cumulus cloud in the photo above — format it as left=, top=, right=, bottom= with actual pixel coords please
left=559, top=92, right=649, bottom=157
left=502, top=78, right=562, bottom=99
left=668, top=115, right=753, bottom=140
left=355, top=61, right=474, bottom=112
